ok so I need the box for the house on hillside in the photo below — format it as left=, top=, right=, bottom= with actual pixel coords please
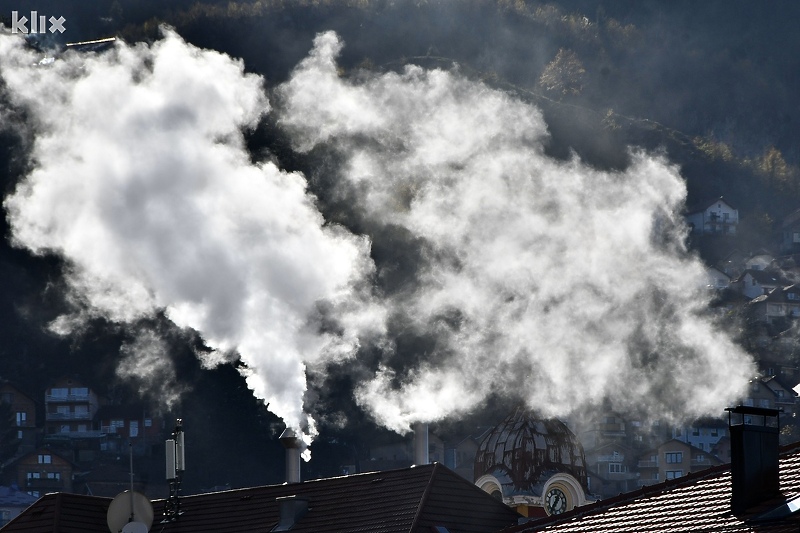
left=95, top=404, right=163, bottom=456
left=733, top=269, right=791, bottom=299
left=671, top=418, right=727, bottom=455
left=0, top=485, right=37, bottom=527
left=0, top=383, right=38, bottom=455
left=43, top=377, right=99, bottom=437
left=1, top=462, right=522, bottom=532
left=583, top=442, right=639, bottom=499
left=762, top=375, right=798, bottom=418
left=0, top=448, right=75, bottom=498
left=703, top=265, right=731, bottom=291
left=781, top=208, right=800, bottom=253
left=686, top=196, right=739, bottom=236
left=748, top=285, right=800, bottom=324
left=635, top=439, right=721, bottom=488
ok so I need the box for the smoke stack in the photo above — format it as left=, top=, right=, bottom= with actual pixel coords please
left=279, top=428, right=302, bottom=484
left=413, top=422, right=429, bottom=466
left=726, top=406, right=780, bottom=515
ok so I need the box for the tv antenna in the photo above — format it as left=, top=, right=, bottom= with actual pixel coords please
left=106, top=443, right=154, bottom=533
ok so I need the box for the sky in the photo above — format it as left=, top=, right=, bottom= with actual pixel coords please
left=0, top=5, right=758, bottom=455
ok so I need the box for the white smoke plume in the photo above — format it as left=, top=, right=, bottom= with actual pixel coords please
left=0, top=29, right=384, bottom=440
left=278, top=31, right=754, bottom=433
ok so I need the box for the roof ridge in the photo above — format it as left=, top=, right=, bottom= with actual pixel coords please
left=409, top=462, right=440, bottom=532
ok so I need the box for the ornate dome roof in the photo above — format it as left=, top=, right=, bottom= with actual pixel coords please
left=474, top=407, right=588, bottom=496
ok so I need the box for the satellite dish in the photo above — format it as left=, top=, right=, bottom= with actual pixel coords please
left=107, top=490, right=154, bottom=533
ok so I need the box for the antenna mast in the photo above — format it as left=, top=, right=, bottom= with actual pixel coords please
left=163, top=419, right=185, bottom=521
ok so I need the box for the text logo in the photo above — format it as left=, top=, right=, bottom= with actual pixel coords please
left=11, top=11, right=66, bottom=34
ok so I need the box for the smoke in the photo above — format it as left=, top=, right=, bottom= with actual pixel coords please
left=0, top=25, right=755, bottom=444
left=277, top=31, right=754, bottom=433
left=0, top=29, right=384, bottom=439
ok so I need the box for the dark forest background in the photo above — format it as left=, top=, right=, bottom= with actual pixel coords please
left=1, top=0, right=799, bottom=492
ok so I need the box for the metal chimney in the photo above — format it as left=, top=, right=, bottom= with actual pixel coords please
left=413, top=422, right=429, bottom=466
left=726, top=406, right=780, bottom=515
left=279, top=428, right=302, bottom=484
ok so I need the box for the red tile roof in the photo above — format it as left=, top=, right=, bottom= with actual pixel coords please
left=500, top=443, right=800, bottom=533
left=1, top=463, right=521, bottom=533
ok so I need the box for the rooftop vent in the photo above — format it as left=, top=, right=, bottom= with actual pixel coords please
left=726, top=406, right=780, bottom=515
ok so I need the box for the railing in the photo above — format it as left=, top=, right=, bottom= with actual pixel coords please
left=45, top=393, right=93, bottom=402
left=45, top=412, right=92, bottom=421
left=596, top=454, right=625, bottom=463
left=638, top=460, right=658, bottom=468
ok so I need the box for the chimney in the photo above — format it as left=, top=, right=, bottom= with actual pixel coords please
left=726, top=406, right=780, bottom=515
left=271, top=495, right=309, bottom=532
left=279, top=428, right=302, bottom=484
left=413, top=422, right=429, bottom=466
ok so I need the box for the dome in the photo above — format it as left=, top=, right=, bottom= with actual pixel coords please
left=474, top=407, right=588, bottom=497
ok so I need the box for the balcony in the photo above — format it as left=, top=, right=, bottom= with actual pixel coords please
left=46, top=412, right=92, bottom=421
left=638, top=460, right=658, bottom=468
left=45, top=393, right=92, bottom=403
left=596, top=454, right=625, bottom=463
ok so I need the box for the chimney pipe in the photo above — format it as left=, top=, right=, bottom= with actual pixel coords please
left=279, top=428, right=302, bottom=484
left=726, top=406, right=780, bottom=515
left=413, top=422, right=429, bottom=466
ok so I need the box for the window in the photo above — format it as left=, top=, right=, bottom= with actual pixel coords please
left=759, top=399, right=771, bottom=408
left=130, top=421, right=139, bottom=438
left=70, top=387, right=88, bottom=396
left=609, top=463, right=623, bottom=473
left=652, top=472, right=659, bottom=480
left=696, top=454, right=705, bottom=462
left=27, top=472, right=40, bottom=480
left=1, top=392, right=14, bottom=403
left=776, top=389, right=785, bottom=398
left=744, top=398, right=754, bottom=407
left=49, top=388, right=68, bottom=398
left=692, top=427, right=700, bottom=436
left=15, top=412, right=26, bottom=426
left=674, top=427, right=682, bottom=437
left=665, top=452, right=683, bottom=464
left=45, top=472, right=60, bottom=480
left=38, top=454, right=52, bottom=464
left=711, top=428, right=719, bottom=437
left=666, top=470, right=683, bottom=480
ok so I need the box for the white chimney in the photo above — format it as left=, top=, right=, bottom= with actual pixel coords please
left=413, top=422, right=429, bottom=465
left=279, top=428, right=302, bottom=483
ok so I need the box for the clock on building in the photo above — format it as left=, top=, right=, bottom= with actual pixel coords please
left=545, top=487, right=568, bottom=515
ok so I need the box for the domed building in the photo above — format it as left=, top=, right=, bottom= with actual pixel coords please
left=474, top=407, right=594, bottom=518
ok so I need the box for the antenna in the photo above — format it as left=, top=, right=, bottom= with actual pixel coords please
left=163, top=419, right=184, bottom=522
left=107, top=448, right=153, bottom=533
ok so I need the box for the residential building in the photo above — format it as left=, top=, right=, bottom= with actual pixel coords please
left=748, top=285, right=800, bottom=324
left=670, top=418, right=727, bottom=455
left=781, top=208, right=800, bottom=253
left=43, top=377, right=99, bottom=437
left=584, top=442, right=638, bottom=499
left=703, top=265, right=730, bottom=291
left=636, top=439, right=721, bottom=488
left=686, top=196, right=739, bottom=235
left=1, top=462, right=522, bottom=532
left=95, top=405, right=163, bottom=456
left=1, top=448, right=74, bottom=497
left=0, top=486, right=37, bottom=527
left=734, top=269, right=791, bottom=299
left=0, top=383, right=37, bottom=454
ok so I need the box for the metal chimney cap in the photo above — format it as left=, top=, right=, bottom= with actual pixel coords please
left=279, top=428, right=301, bottom=449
